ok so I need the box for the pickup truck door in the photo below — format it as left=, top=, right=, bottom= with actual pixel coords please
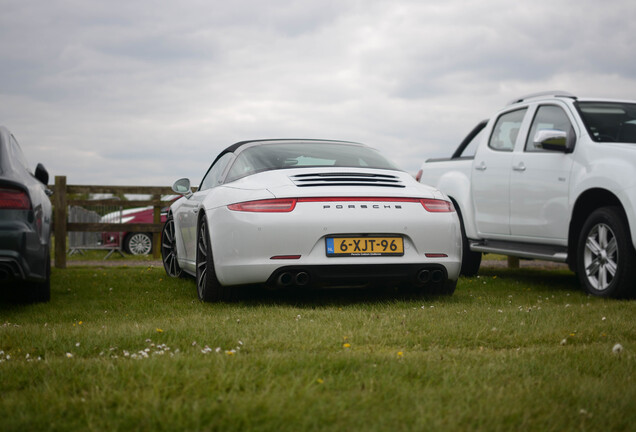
left=509, top=104, right=575, bottom=240
left=472, top=108, right=528, bottom=236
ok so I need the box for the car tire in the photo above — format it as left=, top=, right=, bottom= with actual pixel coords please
left=27, top=252, right=51, bottom=303
left=161, top=216, right=182, bottom=278
left=196, top=218, right=229, bottom=302
left=576, top=206, right=636, bottom=298
left=456, top=205, right=481, bottom=276
left=125, top=232, right=153, bottom=255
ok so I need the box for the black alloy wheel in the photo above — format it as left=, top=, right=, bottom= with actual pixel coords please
left=161, top=217, right=182, bottom=278
left=195, top=218, right=227, bottom=302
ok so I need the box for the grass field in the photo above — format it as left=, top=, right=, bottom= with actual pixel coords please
left=1, top=263, right=635, bottom=431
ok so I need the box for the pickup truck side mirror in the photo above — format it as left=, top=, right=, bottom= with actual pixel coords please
left=534, top=129, right=573, bottom=153
left=172, top=178, right=193, bottom=199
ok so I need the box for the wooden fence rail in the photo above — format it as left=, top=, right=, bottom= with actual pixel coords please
left=52, top=176, right=175, bottom=269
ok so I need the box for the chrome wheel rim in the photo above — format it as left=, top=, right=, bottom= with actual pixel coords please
left=196, top=222, right=208, bottom=299
left=583, top=223, right=618, bottom=291
left=128, top=233, right=152, bottom=255
left=161, top=220, right=180, bottom=277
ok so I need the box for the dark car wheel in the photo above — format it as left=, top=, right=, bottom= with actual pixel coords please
left=161, top=217, right=182, bottom=278
left=125, top=232, right=153, bottom=255
left=456, top=205, right=481, bottom=276
left=196, top=218, right=229, bottom=302
left=577, top=207, right=636, bottom=298
left=429, top=279, right=457, bottom=296
left=26, top=252, right=51, bottom=303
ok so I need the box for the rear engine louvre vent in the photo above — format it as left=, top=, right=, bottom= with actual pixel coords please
left=290, top=172, right=405, bottom=188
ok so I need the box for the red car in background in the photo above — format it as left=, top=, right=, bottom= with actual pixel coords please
left=101, top=196, right=176, bottom=255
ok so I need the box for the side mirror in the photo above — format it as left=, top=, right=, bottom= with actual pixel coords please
left=172, top=178, right=193, bottom=199
left=34, top=163, right=49, bottom=185
left=534, top=129, right=571, bottom=153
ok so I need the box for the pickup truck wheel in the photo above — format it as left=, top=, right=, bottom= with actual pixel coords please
left=461, top=245, right=482, bottom=277
left=456, top=207, right=481, bottom=276
left=577, top=207, right=636, bottom=298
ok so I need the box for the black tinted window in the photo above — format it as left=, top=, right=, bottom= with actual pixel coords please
left=576, top=102, right=636, bottom=143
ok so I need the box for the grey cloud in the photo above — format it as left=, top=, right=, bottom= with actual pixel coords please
left=2, top=0, right=636, bottom=184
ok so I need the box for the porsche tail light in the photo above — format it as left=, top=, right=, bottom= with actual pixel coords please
left=420, top=199, right=454, bottom=212
left=227, top=197, right=453, bottom=212
left=0, top=188, right=31, bottom=210
left=297, top=197, right=417, bottom=203
left=228, top=198, right=297, bottom=212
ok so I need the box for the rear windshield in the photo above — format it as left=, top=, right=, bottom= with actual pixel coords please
left=225, top=142, right=399, bottom=183
left=576, top=101, right=636, bottom=143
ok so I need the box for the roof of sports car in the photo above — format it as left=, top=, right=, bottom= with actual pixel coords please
left=212, top=138, right=364, bottom=165
left=226, top=138, right=361, bottom=152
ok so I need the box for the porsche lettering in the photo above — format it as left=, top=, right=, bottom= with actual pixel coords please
left=322, top=204, right=403, bottom=209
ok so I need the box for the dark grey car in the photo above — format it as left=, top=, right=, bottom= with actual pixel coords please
left=0, top=126, right=52, bottom=302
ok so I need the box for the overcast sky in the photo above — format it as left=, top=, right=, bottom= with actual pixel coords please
left=2, top=0, right=635, bottom=186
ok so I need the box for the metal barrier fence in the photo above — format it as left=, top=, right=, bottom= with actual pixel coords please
left=67, top=205, right=124, bottom=258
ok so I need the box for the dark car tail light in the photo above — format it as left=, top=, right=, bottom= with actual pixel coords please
left=0, top=188, right=31, bottom=210
left=228, top=198, right=298, bottom=212
left=420, top=199, right=454, bottom=212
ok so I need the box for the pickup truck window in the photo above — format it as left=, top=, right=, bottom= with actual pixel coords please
left=525, top=105, right=573, bottom=152
left=488, top=108, right=527, bottom=152
left=576, top=102, right=636, bottom=143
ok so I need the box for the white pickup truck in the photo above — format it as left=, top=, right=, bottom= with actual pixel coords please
left=417, top=91, right=636, bottom=298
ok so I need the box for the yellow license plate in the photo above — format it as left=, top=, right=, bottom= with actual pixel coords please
left=326, top=237, right=404, bottom=257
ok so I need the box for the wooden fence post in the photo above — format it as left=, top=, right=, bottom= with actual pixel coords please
left=507, top=256, right=520, bottom=269
left=54, top=176, right=67, bottom=269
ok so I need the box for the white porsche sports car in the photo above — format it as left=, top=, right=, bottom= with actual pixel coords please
left=161, top=139, right=461, bottom=301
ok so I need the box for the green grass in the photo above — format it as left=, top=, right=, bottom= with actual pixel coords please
left=1, top=265, right=635, bottom=431
left=65, top=248, right=159, bottom=262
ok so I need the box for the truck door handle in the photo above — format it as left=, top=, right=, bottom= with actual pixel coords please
left=513, top=162, right=526, bottom=172
left=475, top=161, right=487, bottom=171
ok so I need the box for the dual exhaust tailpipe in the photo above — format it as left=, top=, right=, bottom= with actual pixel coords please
left=276, top=268, right=444, bottom=288
left=417, top=269, right=444, bottom=285
left=277, top=271, right=310, bottom=287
